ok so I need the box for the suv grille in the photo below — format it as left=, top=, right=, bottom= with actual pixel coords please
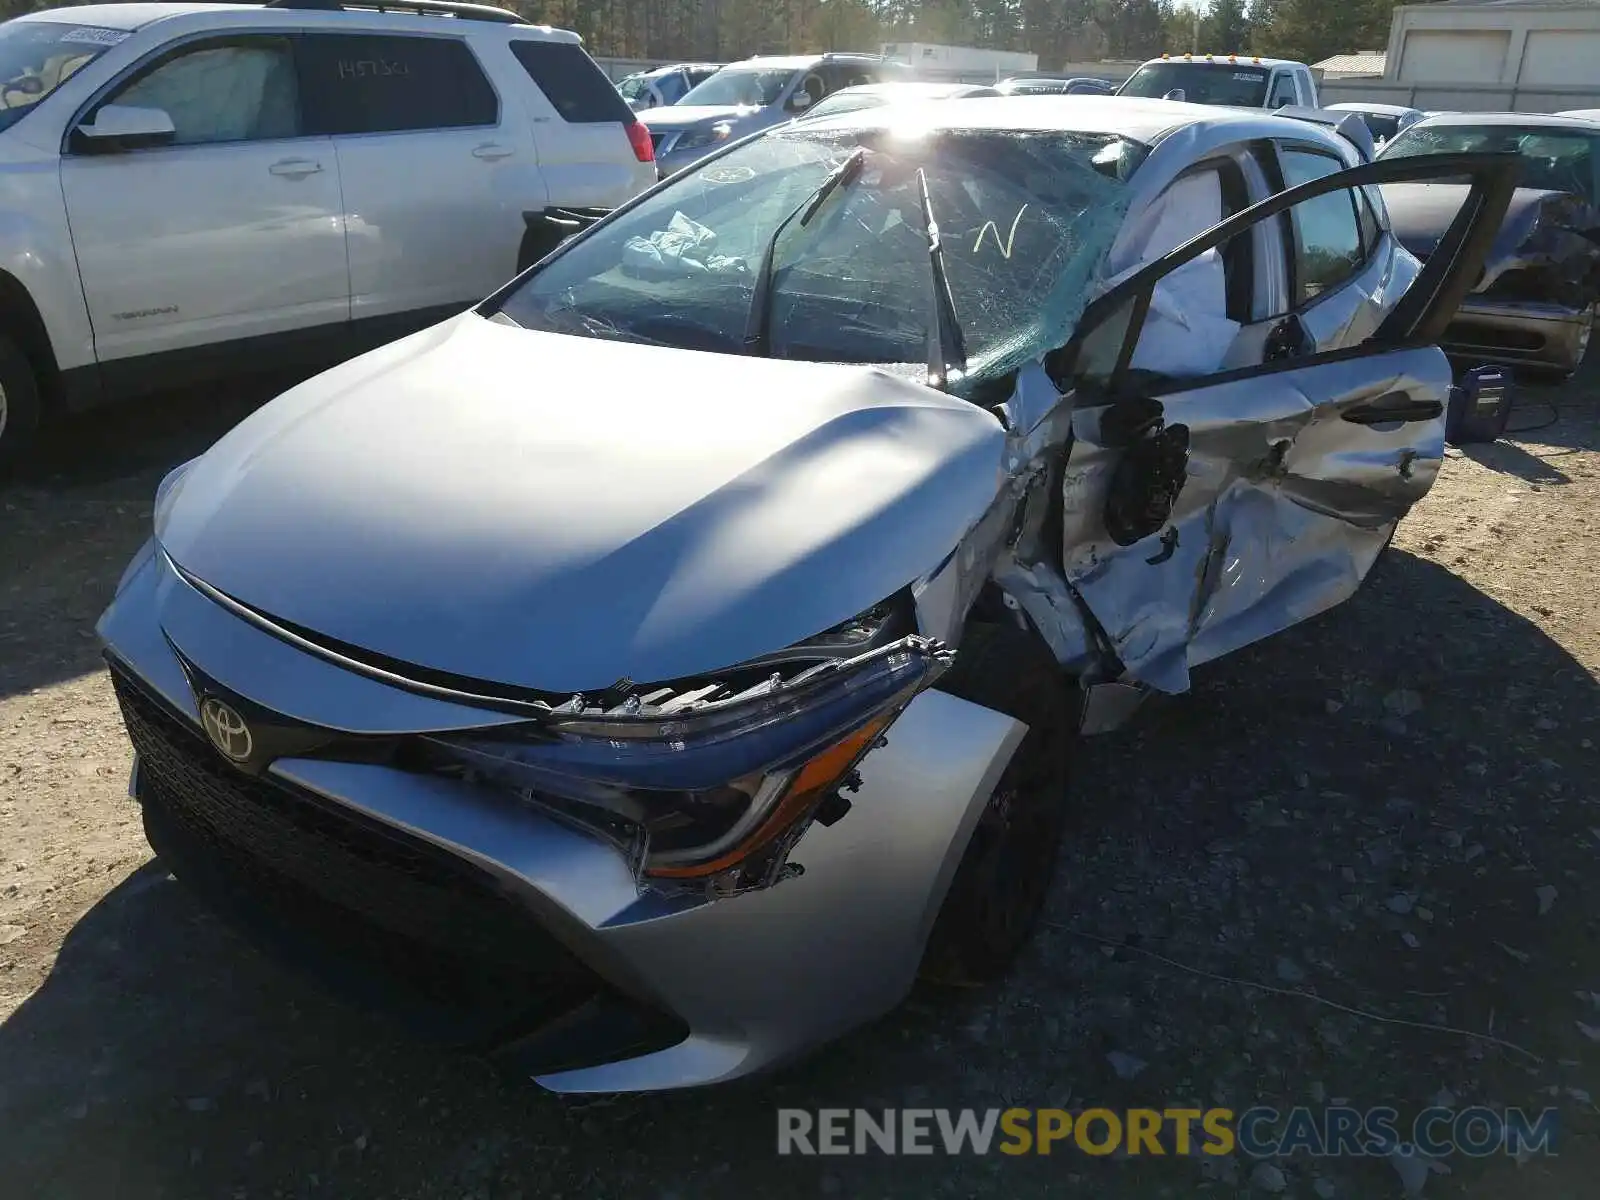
left=110, top=666, right=602, bottom=1048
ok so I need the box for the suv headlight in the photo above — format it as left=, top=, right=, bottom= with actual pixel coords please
left=426, top=598, right=949, bottom=890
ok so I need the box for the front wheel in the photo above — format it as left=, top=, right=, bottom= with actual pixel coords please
left=0, top=333, right=41, bottom=473
left=920, top=622, right=1075, bottom=986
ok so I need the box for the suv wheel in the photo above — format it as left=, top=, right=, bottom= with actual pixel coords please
left=0, top=333, right=41, bottom=472
left=921, top=622, right=1074, bottom=986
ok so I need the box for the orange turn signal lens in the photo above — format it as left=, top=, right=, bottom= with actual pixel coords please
left=646, top=713, right=894, bottom=880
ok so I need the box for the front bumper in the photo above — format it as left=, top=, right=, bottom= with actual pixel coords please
left=1443, top=297, right=1594, bottom=378
left=98, top=546, right=1023, bottom=1092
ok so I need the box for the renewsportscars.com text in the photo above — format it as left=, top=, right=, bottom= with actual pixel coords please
left=776, top=1106, right=1558, bottom=1158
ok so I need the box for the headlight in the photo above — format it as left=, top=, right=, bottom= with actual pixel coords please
left=678, top=122, right=733, bottom=151
left=427, top=598, right=948, bottom=890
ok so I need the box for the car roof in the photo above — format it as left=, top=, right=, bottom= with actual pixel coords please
left=1412, top=111, right=1600, bottom=132
left=1327, top=102, right=1420, bottom=116
left=733, top=54, right=885, bottom=71
left=1138, top=54, right=1301, bottom=69
left=18, top=1, right=581, bottom=38
left=1557, top=109, right=1600, bottom=121
left=796, top=94, right=1329, bottom=146
left=645, top=62, right=720, bottom=77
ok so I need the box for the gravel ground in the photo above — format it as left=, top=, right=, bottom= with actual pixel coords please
left=2, top=366, right=1598, bottom=1200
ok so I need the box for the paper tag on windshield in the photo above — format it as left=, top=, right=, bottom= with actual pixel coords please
left=1233, top=72, right=1260, bottom=81
left=59, top=27, right=131, bottom=46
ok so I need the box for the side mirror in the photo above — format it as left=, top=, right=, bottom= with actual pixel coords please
left=72, top=104, right=176, bottom=153
left=788, top=88, right=814, bottom=112
left=1163, top=88, right=1186, bottom=103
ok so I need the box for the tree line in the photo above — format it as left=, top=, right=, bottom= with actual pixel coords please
left=0, top=0, right=1424, bottom=71
left=515, top=0, right=1421, bottom=70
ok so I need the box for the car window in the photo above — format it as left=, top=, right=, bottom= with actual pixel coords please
left=1383, top=123, right=1597, bottom=202
left=107, top=38, right=299, bottom=145
left=492, top=128, right=1146, bottom=390
left=680, top=67, right=795, bottom=108
left=795, top=71, right=827, bottom=105
left=801, top=91, right=886, bottom=121
left=0, top=20, right=126, bottom=135
left=1119, top=62, right=1269, bottom=106
left=297, top=34, right=497, bottom=135
left=1279, top=149, right=1366, bottom=306
left=1268, top=73, right=1296, bottom=109
left=509, top=40, right=632, bottom=123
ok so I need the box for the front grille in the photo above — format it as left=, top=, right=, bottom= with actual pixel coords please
left=110, top=667, right=604, bottom=1049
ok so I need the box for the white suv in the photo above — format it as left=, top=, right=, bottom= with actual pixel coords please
left=0, top=0, right=657, bottom=465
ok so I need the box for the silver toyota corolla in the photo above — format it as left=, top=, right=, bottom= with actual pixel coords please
left=99, top=98, right=1512, bottom=1094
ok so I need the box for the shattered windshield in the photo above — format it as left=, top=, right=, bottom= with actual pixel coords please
left=492, top=127, right=1142, bottom=392
left=679, top=67, right=797, bottom=108
left=1382, top=124, right=1598, bottom=202
left=1119, top=62, right=1269, bottom=106
left=0, top=20, right=127, bottom=133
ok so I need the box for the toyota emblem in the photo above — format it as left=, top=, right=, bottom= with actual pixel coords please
left=200, top=697, right=253, bottom=763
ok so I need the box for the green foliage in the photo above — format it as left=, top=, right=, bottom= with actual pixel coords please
left=0, top=0, right=1396, bottom=67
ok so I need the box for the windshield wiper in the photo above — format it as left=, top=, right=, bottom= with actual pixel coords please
left=914, top=168, right=967, bottom=390
left=743, top=147, right=867, bottom=357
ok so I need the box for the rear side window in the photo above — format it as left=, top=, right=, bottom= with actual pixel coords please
left=509, top=40, right=632, bottom=123
left=1280, top=149, right=1366, bottom=304
left=297, top=34, right=497, bottom=134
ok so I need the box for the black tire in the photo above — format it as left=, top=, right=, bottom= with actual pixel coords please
left=0, top=332, right=41, bottom=473
left=920, top=622, right=1074, bottom=986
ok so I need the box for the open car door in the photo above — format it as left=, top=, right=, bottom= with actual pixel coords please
left=1045, top=153, right=1517, bottom=694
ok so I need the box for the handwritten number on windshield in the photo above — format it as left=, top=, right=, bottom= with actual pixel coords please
left=972, top=204, right=1029, bottom=259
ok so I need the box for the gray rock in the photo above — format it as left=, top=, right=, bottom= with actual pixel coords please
left=1390, top=1148, right=1430, bottom=1196
left=1384, top=689, right=1423, bottom=717
left=1250, top=1161, right=1287, bottom=1192
left=1536, top=885, right=1558, bottom=915
left=185, top=1097, right=214, bottom=1113
left=1276, top=957, right=1307, bottom=984
left=1107, top=1051, right=1148, bottom=1080
left=1386, top=894, right=1414, bottom=915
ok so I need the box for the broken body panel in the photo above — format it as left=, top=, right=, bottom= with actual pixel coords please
left=1383, top=183, right=1600, bottom=377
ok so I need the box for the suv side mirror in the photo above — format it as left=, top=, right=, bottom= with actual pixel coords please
left=788, top=88, right=814, bottom=112
left=1163, top=88, right=1186, bottom=103
left=73, top=104, right=176, bottom=153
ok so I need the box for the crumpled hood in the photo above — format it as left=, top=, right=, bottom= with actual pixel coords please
left=640, top=104, right=761, bottom=132
left=1379, top=183, right=1600, bottom=294
left=155, top=314, right=1004, bottom=695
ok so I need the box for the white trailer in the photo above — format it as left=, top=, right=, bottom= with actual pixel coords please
left=879, top=43, right=1039, bottom=76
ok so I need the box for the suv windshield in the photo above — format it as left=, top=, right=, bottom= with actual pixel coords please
left=0, top=20, right=127, bottom=133
left=1382, top=124, right=1598, bottom=202
left=491, top=127, right=1146, bottom=390
left=679, top=66, right=797, bottom=108
left=1119, top=62, right=1270, bottom=106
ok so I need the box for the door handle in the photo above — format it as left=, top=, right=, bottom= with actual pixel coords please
left=1342, top=391, right=1444, bottom=425
left=472, top=143, right=514, bottom=160
left=268, top=158, right=322, bottom=178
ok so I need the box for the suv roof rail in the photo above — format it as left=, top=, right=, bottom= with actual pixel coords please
left=820, top=51, right=890, bottom=61
left=263, top=0, right=527, bottom=24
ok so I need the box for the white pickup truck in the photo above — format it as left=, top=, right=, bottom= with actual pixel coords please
left=1116, top=54, right=1320, bottom=111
